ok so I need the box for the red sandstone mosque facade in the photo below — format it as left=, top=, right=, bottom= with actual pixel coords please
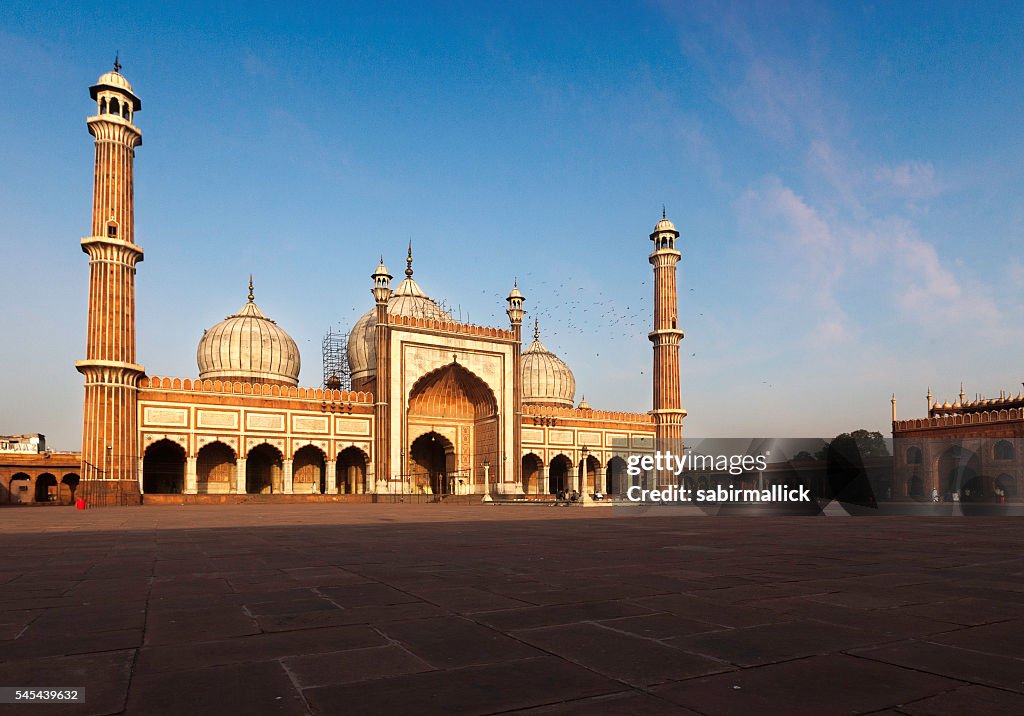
left=57, top=64, right=688, bottom=506
left=892, top=386, right=1023, bottom=501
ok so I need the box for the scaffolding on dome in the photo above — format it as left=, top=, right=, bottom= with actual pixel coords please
left=321, top=328, right=351, bottom=391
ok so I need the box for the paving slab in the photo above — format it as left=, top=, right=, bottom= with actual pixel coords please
left=378, top=615, right=543, bottom=668
left=897, top=684, right=1024, bottom=715
left=126, top=660, right=307, bottom=715
left=851, top=639, right=1024, bottom=693
left=512, top=622, right=733, bottom=686
left=281, top=643, right=434, bottom=688
left=0, top=649, right=134, bottom=716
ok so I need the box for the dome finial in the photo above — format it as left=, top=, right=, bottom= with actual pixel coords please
left=662, top=204, right=666, bottom=220
left=406, top=240, right=414, bottom=277
left=113, top=51, right=121, bottom=74
left=248, top=274, right=254, bottom=302
left=533, top=317, right=540, bottom=340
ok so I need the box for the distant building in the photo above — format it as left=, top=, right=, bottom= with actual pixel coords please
left=0, top=434, right=80, bottom=504
left=892, top=387, right=1022, bottom=500
left=0, top=434, right=46, bottom=454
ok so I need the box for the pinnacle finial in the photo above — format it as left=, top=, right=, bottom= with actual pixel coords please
left=406, top=240, right=414, bottom=277
left=248, top=274, right=254, bottom=302
left=114, top=52, right=122, bottom=74
left=662, top=204, right=666, bottom=220
left=533, top=317, right=539, bottom=340
left=513, top=277, right=518, bottom=288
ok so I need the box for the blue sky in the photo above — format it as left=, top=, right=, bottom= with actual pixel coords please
left=1, top=1, right=1022, bottom=450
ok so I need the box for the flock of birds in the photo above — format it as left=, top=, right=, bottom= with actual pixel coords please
left=318, top=271, right=705, bottom=378
left=310, top=261, right=718, bottom=393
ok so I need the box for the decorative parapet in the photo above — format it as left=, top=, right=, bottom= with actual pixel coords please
left=386, top=314, right=516, bottom=341
left=139, top=376, right=373, bottom=403
left=895, top=408, right=1023, bottom=432
left=524, top=404, right=654, bottom=424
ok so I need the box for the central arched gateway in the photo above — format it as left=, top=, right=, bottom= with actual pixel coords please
left=406, top=362, right=499, bottom=494
left=938, top=446, right=983, bottom=500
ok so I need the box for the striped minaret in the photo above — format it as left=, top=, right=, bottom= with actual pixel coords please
left=506, top=281, right=525, bottom=493
left=648, top=209, right=686, bottom=486
left=371, top=257, right=393, bottom=492
left=76, top=58, right=145, bottom=505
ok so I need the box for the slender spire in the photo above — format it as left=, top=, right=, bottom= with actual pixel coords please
left=405, top=240, right=414, bottom=277
left=248, top=274, right=254, bottom=302
left=959, top=382, right=966, bottom=403
left=662, top=204, right=666, bottom=219
left=113, top=52, right=122, bottom=73
left=533, top=317, right=539, bottom=340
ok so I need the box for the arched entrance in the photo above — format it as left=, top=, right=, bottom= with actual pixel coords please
left=197, top=441, right=236, bottom=494
left=522, top=454, right=543, bottom=495
left=9, top=473, right=31, bottom=503
left=939, top=446, right=982, bottom=500
left=246, top=444, right=283, bottom=494
left=337, top=447, right=368, bottom=494
left=410, top=432, right=453, bottom=495
left=143, top=439, right=186, bottom=494
left=606, top=457, right=627, bottom=496
left=407, top=363, right=498, bottom=494
left=34, top=473, right=57, bottom=503
left=293, top=445, right=326, bottom=494
left=549, top=455, right=571, bottom=495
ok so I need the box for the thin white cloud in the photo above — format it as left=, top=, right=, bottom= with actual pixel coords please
left=874, top=161, right=941, bottom=201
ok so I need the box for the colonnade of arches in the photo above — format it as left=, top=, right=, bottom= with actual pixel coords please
left=520, top=453, right=636, bottom=496
left=140, top=439, right=370, bottom=495
left=3, top=472, right=80, bottom=504
left=902, top=443, right=1020, bottom=500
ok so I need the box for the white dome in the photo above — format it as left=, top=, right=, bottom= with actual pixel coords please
left=521, top=332, right=576, bottom=408
left=96, top=71, right=133, bottom=92
left=197, top=295, right=300, bottom=386
left=347, top=276, right=451, bottom=383
left=654, top=217, right=676, bottom=232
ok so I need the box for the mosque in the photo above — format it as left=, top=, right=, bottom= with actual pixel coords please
left=73, top=63, right=686, bottom=506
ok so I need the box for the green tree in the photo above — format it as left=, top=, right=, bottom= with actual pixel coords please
left=814, top=430, right=890, bottom=460
left=843, top=429, right=890, bottom=458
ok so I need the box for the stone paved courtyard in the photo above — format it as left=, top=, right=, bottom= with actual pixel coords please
left=0, top=504, right=1021, bottom=715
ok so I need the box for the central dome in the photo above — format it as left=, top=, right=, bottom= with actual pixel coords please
left=197, top=281, right=300, bottom=386
left=347, top=266, right=452, bottom=386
